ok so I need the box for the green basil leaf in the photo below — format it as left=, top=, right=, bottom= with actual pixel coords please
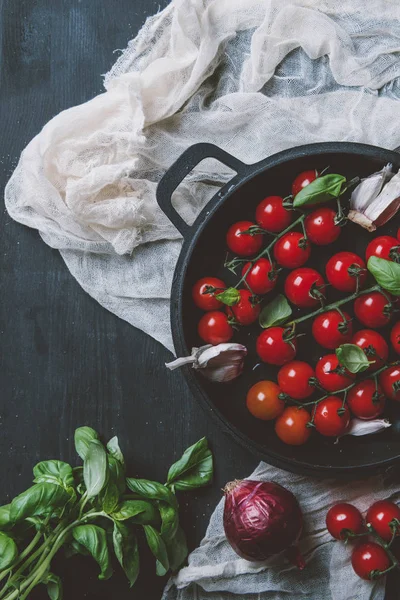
left=45, top=573, right=62, bottom=600
left=106, top=437, right=124, bottom=465
left=112, top=522, right=139, bottom=587
left=0, top=532, right=18, bottom=569
left=83, top=440, right=107, bottom=499
left=101, top=483, right=120, bottom=515
left=166, top=438, right=213, bottom=491
left=72, top=525, right=112, bottom=580
left=159, top=503, right=179, bottom=539
left=293, top=173, right=346, bottom=207
left=0, top=505, right=13, bottom=530
left=336, top=344, right=370, bottom=374
left=111, top=500, right=152, bottom=522
left=215, top=287, right=240, bottom=306
left=126, top=479, right=177, bottom=509
left=143, top=525, right=169, bottom=574
left=10, top=484, right=69, bottom=522
left=108, top=456, right=125, bottom=495
left=74, top=427, right=99, bottom=461
left=33, top=461, right=74, bottom=490
left=259, top=294, right=292, bottom=329
left=99, top=456, right=125, bottom=513
left=165, top=525, right=188, bottom=571
left=367, top=256, right=400, bottom=296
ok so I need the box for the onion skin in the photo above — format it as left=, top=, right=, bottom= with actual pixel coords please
left=223, top=480, right=304, bottom=565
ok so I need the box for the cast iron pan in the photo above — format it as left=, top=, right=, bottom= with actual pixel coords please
left=157, top=142, right=400, bottom=477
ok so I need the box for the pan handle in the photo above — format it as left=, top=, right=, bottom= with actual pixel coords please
left=156, top=143, right=247, bottom=237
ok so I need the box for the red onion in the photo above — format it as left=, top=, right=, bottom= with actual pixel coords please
left=223, top=479, right=305, bottom=568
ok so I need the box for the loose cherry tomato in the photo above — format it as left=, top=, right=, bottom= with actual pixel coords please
left=284, top=268, right=325, bottom=308
left=366, top=500, right=400, bottom=542
left=326, top=503, right=364, bottom=540
left=365, top=235, right=400, bottom=263
left=326, top=251, right=367, bottom=292
left=314, top=397, right=350, bottom=437
left=390, top=321, right=400, bottom=355
left=352, top=329, right=389, bottom=371
left=256, top=327, right=297, bottom=365
left=277, top=361, right=315, bottom=400
left=226, top=221, right=263, bottom=257
left=255, top=196, right=292, bottom=233
left=315, top=354, right=355, bottom=392
left=241, top=258, right=277, bottom=295
left=246, top=381, right=285, bottom=420
left=347, top=380, right=385, bottom=420
left=304, top=207, right=341, bottom=246
left=292, top=169, right=318, bottom=196
left=312, top=310, right=353, bottom=349
left=354, top=292, right=392, bottom=328
left=351, top=542, right=391, bottom=580
left=228, top=289, right=260, bottom=325
left=379, top=366, right=400, bottom=401
left=275, top=407, right=311, bottom=445
left=198, top=311, right=233, bottom=345
left=273, top=232, right=311, bottom=269
left=192, top=277, right=226, bottom=311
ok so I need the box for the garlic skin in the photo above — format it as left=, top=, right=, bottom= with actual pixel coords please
left=343, top=418, right=391, bottom=437
left=165, top=343, right=247, bottom=382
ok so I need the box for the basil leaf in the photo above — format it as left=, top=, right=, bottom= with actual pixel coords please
left=83, top=440, right=107, bottom=499
left=0, top=532, right=18, bottom=569
left=111, top=500, right=152, bottom=522
left=10, top=484, right=69, bottom=522
left=0, top=505, right=13, bottom=530
left=108, top=456, right=125, bottom=495
left=259, top=294, right=292, bottom=329
left=112, top=522, right=139, bottom=587
left=143, top=525, right=169, bottom=574
left=106, top=437, right=124, bottom=465
left=33, top=461, right=74, bottom=490
left=167, top=438, right=213, bottom=491
left=336, top=344, right=370, bottom=374
left=45, top=573, right=62, bottom=600
left=101, top=483, right=119, bottom=515
left=100, top=456, right=125, bottom=513
left=126, top=479, right=177, bottom=509
left=293, top=173, right=346, bottom=207
left=159, top=503, right=179, bottom=540
left=165, top=525, right=188, bottom=571
left=367, top=256, right=400, bottom=296
left=215, top=287, right=240, bottom=306
left=74, top=427, right=99, bottom=461
left=72, top=525, right=112, bottom=580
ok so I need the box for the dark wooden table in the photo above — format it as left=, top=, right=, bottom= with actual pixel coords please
left=0, top=1, right=397, bottom=598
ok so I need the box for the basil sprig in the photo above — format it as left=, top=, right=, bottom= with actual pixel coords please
left=293, top=174, right=346, bottom=207
left=336, top=344, right=371, bottom=374
left=367, top=256, right=400, bottom=296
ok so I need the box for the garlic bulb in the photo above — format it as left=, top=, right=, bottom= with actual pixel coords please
left=165, top=343, right=247, bottom=382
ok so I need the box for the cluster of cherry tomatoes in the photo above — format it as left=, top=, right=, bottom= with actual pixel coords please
left=326, top=499, right=400, bottom=580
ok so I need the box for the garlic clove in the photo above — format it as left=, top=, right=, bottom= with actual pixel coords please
left=343, top=418, right=391, bottom=437
left=165, top=343, right=247, bottom=383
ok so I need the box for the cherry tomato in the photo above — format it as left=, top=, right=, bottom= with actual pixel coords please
left=365, top=235, right=400, bottom=263
left=304, top=207, right=341, bottom=246
left=347, top=380, right=385, bottom=420
left=246, top=381, right=285, bottom=420
left=241, top=258, right=277, bottom=295
left=366, top=500, right=400, bottom=542
left=351, top=542, right=391, bottom=580
left=352, top=329, right=389, bottom=371
left=292, top=169, right=318, bottom=196
left=256, top=327, right=297, bottom=365
left=277, top=361, right=315, bottom=400
left=312, top=310, right=353, bottom=349
left=226, top=221, right=263, bottom=257
left=273, top=232, right=311, bottom=269
left=192, top=277, right=226, bottom=311
left=326, top=251, right=367, bottom=292
left=326, top=503, right=364, bottom=540
left=314, top=397, right=350, bottom=437
left=255, top=196, right=292, bottom=233
left=390, top=321, right=400, bottom=355
left=198, top=311, right=233, bottom=345
left=354, top=292, right=392, bottom=328
left=284, top=268, right=325, bottom=308
left=228, top=289, right=260, bottom=326
left=379, top=366, right=400, bottom=401
left=275, top=407, right=311, bottom=445
left=315, top=354, right=355, bottom=392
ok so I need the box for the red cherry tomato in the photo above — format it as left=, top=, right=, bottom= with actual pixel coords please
left=315, top=354, right=355, bottom=392
left=390, top=321, right=400, bottom=355
left=352, top=329, right=389, bottom=371
left=304, top=207, right=341, bottom=246
left=275, top=407, right=311, bottom=446
left=326, top=503, right=364, bottom=540
left=354, top=292, right=392, bottom=328
left=366, top=500, right=400, bottom=541
left=314, top=397, right=350, bottom=437
left=365, top=235, right=400, bottom=263
left=256, top=327, right=297, bottom=365
left=255, top=196, right=292, bottom=233
left=198, top=311, right=233, bottom=345
left=226, top=221, right=263, bottom=257
left=351, top=542, right=391, bottom=580
left=273, top=232, right=311, bottom=269
left=292, top=170, right=318, bottom=196
left=284, top=268, right=325, bottom=308
left=347, top=380, right=385, bottom=420
left=246, top=381, right=285, bottom=420
left=228, top=289, right=260, bottom=326
left=379, top=366, right=400, bottom=401
left=277, top=361, right=315, bottom=400
left=192, top=277, right=226, bottom=311
left=312, top=310, right=353, bottom=349
left=326, top=251, right=367, bottom=292
left=241, top=258, right=277, bottom=295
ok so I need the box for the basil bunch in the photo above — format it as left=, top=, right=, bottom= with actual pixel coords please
left=0, top=427, right=213, bottom=599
